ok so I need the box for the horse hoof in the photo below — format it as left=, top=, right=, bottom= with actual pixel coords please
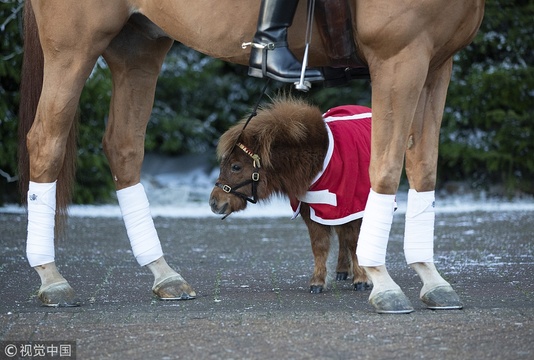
left=153, top=275, right=196, bottom=300
left=38, top=281, right=81, bottom=307
left=336, top=272, right=348, bottom=281
left=354, top=282, right=372, bottom=291
left=369, top=289, right=414, bottom=314
left=309, top=285, right=324, bottom=294
left=421, top=285, right=463, bottom=310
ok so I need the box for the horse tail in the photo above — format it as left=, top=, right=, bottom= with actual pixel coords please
left=18, top=1, right=77, bottom=234
left=18, top=0, right=41, bottom=203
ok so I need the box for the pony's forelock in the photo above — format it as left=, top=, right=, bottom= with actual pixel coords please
left=217, top=96, right=322, bottom=167
left=216, top=124, right=242, bottom=160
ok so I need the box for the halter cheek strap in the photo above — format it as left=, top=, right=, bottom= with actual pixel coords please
left=214, top=78, right=269, bottom=205
left=215, top=143, right=261, bottom=204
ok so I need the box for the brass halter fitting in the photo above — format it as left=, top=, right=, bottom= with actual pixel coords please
left=237, top=143, right=261, bottom=169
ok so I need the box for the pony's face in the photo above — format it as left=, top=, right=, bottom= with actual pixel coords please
left=209, top=148, right=264, bottom=218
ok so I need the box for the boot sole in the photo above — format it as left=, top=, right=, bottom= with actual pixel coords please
left=248, top=67, right=324, bottom=83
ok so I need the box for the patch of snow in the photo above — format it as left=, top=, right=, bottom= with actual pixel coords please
left=2, top=153, right=533, bottom=218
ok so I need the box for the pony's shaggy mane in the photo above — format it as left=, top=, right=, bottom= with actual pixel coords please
left=217, top=97, right=324, bottom=168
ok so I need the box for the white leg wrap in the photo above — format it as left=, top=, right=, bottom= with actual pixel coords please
left=356, top=189, right=396, bottom=267
left=26, top=181, right=56, bottom=267
left=117, top=183, right=163, bottom=266
left=404, top=189, right=435, bottom=264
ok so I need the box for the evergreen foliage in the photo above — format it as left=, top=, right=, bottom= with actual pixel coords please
left=440, top=0, right=533, bottom=195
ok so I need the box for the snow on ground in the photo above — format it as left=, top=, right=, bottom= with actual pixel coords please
left=2, top=153, right=533, bottom=218
left=2, top=193, right=533, bottom=219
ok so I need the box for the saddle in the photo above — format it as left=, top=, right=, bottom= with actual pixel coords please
left=314, top=0, right=370, bottom=87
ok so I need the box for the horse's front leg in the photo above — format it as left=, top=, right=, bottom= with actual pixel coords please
left=404, top=58, right=462, bottom=310
left=102, top=29, right=195, bottom=300
left=354, top=40, right=437, bottom=312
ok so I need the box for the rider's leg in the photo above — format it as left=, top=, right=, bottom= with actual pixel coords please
left=248, top=0, right=323, bottom=83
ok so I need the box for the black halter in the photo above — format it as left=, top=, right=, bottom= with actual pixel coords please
left=215, top=143, right=261, bottom=204
left=214, top=78, right=270, bottom=206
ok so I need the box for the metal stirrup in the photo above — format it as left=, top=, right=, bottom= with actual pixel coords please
left=295, top=0, right=317, bottom=92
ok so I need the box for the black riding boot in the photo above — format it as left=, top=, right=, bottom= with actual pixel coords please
left=248, top=0, right=324, bottom=83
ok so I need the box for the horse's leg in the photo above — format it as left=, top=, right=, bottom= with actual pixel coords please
left=355, top=46, right=435, bottom=313
left=33, top=262, right=77, bottom=307
left=299, top=204, right=332, bottom=293
left=404, top=59, right=462, bottom=310
left=335, top=219, right=370, bottom=291
left=27, top=88, right=98, bottom=306
left=102, top=26, right=195, bottom=300
left=26, top=2, right=128, bottom=306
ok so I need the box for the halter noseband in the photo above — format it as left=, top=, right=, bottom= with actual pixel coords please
left=215, top=143, right=261, bottom=204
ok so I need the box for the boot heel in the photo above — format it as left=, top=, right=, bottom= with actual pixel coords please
left=248, top=67, right=264, bottom=79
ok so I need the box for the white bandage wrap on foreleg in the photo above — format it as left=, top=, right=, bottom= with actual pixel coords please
left=356, top=189, right=396, bottom=267
left=117, top=183, right=163, bottom=266
left=404, top=189, right=435, bottom=264
left=26, top=181, right=57, bottom=267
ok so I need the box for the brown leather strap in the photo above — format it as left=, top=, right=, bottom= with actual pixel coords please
left=314, top=0, right=365, bottom=69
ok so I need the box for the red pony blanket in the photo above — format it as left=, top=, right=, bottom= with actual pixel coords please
left=290, top=105, right=372, bottom=225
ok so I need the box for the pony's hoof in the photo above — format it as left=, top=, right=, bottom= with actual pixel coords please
left=354, top=282, right=372, bottom=291
left=309, top=285, right=324, bottom=294
left=153, top=275, right=196, bottom=300
left=421, top=285, right=463, bottom=310
left=38, top=281, right=81, bottom=307
left=336, top=272, right=348, bottom=281
left=369, top=289, right=414, bottom=314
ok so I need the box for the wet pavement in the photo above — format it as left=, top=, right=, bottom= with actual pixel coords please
left=0, top=209, right=533, bottom=359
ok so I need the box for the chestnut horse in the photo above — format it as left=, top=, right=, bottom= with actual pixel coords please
left=210, top=97, right=373, bottom=294
left=18, top=0, right=484, bottom=311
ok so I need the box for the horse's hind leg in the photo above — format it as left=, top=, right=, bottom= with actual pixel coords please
left=299, top=204, right=332, bottom=293
left=404, top=58, right=462, bottom=310
left=335, top=219, right=370, bottom=291
left=26, top=2, right=128, bottom=306
left=102, top=24, right=195, bottom=300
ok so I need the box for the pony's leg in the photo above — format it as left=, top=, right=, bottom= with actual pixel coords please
left=335, top=219, right=370, bottom=291
left=26, top=2, right=127, bottom=306
left=102, top=27, right=195, bottom=300
left=299, top=204, right=332, bottom=293
left=404, top=58, right=462, bottom=310
left=334, top=225, right=351, bottom=281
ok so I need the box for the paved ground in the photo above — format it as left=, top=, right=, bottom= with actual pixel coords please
left=0, top=209, right=533, bottom=359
